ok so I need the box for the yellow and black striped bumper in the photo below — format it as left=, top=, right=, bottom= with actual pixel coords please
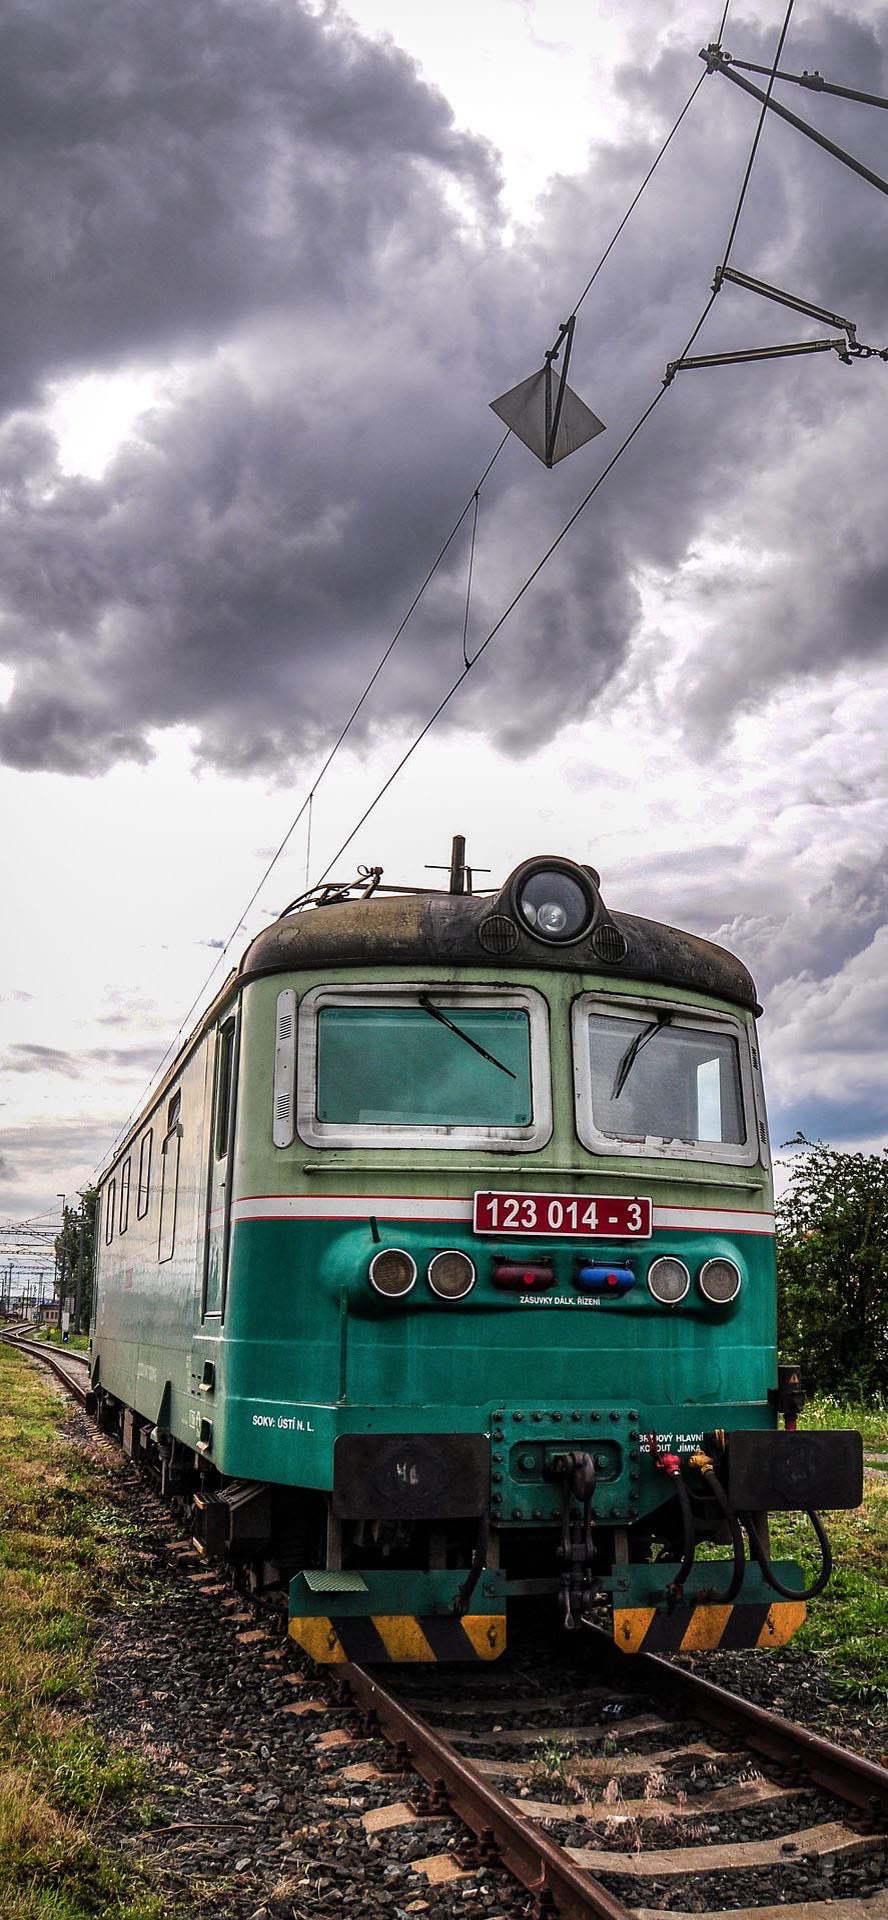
left=289, top=1612, right=506, bottom=1663
left=613, top=1599, right=806, bottom=1654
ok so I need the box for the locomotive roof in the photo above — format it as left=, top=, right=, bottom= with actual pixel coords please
left=99, top=857, right=759, bottom=1181
left=240, top=877, right=760, bottom=1015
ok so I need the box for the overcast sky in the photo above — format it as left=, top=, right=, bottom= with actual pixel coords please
left=1, top=0, right=886, bottom=1234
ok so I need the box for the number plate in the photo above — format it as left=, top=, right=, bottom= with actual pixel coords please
left=473, top=1191, right=652, bottom=1238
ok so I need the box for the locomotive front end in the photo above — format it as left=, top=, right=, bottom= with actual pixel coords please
left=219, top=853, right=862, bottom=1662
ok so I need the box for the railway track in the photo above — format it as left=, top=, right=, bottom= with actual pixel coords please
left=341, top=1653, right=887, bottom=1920
left=1, top=1329, right=89, bottom=1405
left=7, top=1335, right=887, bottom=1920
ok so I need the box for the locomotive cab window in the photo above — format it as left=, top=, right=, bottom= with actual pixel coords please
left=572, top=996, right=757, bottom=1165
left=296, top=984, right=551, bottom=1151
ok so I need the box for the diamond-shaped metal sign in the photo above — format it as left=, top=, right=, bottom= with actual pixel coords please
left=490, top=366, right=605, bottom=466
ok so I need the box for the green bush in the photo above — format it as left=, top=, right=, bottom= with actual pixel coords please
left=776, top=1137, right=888, bottom=1398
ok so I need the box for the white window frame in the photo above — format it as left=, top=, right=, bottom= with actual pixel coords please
left=296, top=982, right=552, bottom=1152
left=571, top=993, right=760, bottom=1167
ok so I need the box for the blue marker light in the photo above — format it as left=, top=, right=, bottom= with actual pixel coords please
left=576, top=1264, right=635, bottom=1295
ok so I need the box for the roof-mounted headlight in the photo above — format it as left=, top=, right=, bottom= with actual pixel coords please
left=514, top=861, right=596, bottom=945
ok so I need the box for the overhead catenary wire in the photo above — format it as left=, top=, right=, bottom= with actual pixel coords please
left=312, top=0, right=811, bottom=881
left=572, top=66, right=711, bottom=316
left=718, top=0, right=796, bottom=275
left=95, top=433, right=511, bottom=1166
left=313, top=284, right=720, bottom=889
left=93, top=57, right=712, bottom=1178
left=462, top=491, right=480, bottom=668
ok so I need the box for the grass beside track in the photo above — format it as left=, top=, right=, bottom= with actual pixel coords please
left=768, top=1394, right=888, bottom=1705
left=0, top=1345, right=165, bottom=1920
left=43, top=1330, right=90, bottom=1353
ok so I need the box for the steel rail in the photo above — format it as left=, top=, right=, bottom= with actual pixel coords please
left=1, top=1332, right=89, bottom=1407
left=342, top=1661, right=634, bottom=1920
left=7, top=1329, right=884, bottom=1843
left=582, top=1624, right=888, bottom=1819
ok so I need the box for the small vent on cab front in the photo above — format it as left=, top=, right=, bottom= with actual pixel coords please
left=273, top=988, right=296, bottom=1146
left=478, top=914, right=520, bottom=955
left=590, top=923, right=628, bottom=964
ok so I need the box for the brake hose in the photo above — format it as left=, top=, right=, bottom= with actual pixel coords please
left=696, top=1464, right=747, bottom=1602
left=654, top=1454, right=696, bottom=1604
left=744, top=1507, right=833, bottom=1601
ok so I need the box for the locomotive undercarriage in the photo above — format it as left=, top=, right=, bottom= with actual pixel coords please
left=88, top=1380, right=861, bottom=1662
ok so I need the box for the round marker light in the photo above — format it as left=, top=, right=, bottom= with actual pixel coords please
left=427, top=1250, right=476, bottom=1300
left=368, top=1248, right=417, bottom=1298
left=698, top=1257, right=741, bottom=1305
left=646, top=1256, right=690, bottom=1306
left=516, top=867, right=592, bottom=944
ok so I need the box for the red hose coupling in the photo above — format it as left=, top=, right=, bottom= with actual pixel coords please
left=655, top=1452, right=682, bottom=1476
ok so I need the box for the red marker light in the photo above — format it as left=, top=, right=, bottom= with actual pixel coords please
left=491, top=1259, right=553, bottom=1293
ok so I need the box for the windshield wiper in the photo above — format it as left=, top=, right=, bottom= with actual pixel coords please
left=611, top=1011, right=674, bottom=1101
left=418, top=994, right=517, bottom=1080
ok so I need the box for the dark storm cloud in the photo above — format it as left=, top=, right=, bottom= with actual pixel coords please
left=0, top=1, right=887, bottom=775
left=88, top=1045, right=176, bottom=1070
left=0, top=1117, right=118, bottom=1215
left=4, top=1043, right=82, bottom=1077
left=0, top=0, right=497, bottom=415
left=711, top=847, right=888, bottom=1002
left=3, top=1041, right=175, bottom=1078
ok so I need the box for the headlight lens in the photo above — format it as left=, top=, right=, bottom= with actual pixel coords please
left=698, top=1257, right=741, bottom=1304
left=646, top=1256, right=690, bottom=1305
left=368, top=1248, right=417, bottom=1298
left=517, top=868, right=591, bottom=943
left=427, top=1250, right=476, bottom=1300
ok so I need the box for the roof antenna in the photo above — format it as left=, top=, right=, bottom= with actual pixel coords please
left=425, top=834, right=491, bottom=896
left=450, top=833, right=467, bottom=895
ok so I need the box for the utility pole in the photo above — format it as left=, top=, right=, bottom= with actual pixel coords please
left=73, top=1203, right=85, bottom=1336
left=56, top=1194, right=66, bottom=1325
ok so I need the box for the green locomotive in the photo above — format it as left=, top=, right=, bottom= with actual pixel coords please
left=89, top=846, right=861, bottom=1662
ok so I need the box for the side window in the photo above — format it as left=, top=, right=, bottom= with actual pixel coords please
left=119, top=1158, right=131, bottom=1234
left=105, top=1179, right=116, bottom=1244
left=215, top=1019, right=236, bottom=1159
left=137, top=1130, right=152, bottom=1219
left=158, top=1092, right=182, bottom=1264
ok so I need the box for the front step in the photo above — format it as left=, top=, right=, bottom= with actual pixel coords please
left=288, top=1566, right=507, bottom=1663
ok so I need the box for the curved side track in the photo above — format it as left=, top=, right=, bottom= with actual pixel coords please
left=1, top=1331, right=89, bottom=1407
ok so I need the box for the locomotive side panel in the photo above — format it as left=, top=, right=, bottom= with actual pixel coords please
left=92, top=1022, right=217, bottom=1445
